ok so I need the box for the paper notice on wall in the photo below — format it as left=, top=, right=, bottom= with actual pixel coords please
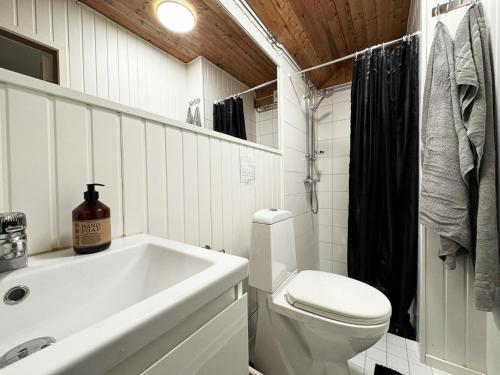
left=240, top=149, right=255, bottom=184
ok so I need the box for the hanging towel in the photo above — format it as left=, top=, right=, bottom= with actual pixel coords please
left=455, top=4, right=500, bottom=311
left=420, top=23, right=473, bottom=269
left=186, top=105, right=194, bottom=124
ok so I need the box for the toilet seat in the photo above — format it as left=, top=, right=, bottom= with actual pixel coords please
left=285, top=270, right=392, bottom=325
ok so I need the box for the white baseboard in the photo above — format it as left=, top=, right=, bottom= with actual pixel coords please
left=426, top=355, right=486, bottom=375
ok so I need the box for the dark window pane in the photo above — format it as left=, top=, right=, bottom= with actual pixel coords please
left=0, top=29, right=58, bottom=84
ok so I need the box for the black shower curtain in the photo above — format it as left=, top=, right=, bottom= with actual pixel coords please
left=347, top=37, right=419, bottom=339
left=213, top=97, right=247, bottom=140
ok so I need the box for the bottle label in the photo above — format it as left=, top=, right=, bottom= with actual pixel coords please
left=73, top=218, right=111, bottom=248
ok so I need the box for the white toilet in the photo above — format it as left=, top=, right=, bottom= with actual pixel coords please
left=250, top=209, right=392, bottom=375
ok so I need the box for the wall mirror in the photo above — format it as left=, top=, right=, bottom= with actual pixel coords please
left=79, top=0, right=279, bottom=150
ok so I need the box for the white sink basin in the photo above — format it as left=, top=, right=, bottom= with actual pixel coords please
left=0, top=234, right=248, bottom=374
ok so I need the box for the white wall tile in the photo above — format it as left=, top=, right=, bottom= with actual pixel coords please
left=332, top=261, right=347, bottom=276
left=319, top=242, right=333, bottom=261
left=315, top=87, right=351, bottom=270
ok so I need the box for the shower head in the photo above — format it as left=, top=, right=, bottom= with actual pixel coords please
left=320, top=88, right=335, bottom=98
left=311, top=88, right=334, bottom=111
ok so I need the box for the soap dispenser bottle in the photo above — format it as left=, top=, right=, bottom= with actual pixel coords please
left=72, top=183, right=111, bottom=254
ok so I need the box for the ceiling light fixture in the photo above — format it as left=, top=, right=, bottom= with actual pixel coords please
left=156, top=1, right=196, bottom=33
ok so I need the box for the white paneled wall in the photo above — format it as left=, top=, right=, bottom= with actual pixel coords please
left=256, top=108, right=278, bottom=149
left=0, top=71, right=281, bottom=261
left=419, top=1, right=490, bottom=373
left=202, top=58, right=257, bottom=142
left=316, top=87, right=351, bottom=275
left=280, top=58, right=317, bottom=271
left=0, top=0, right=188, bottom=121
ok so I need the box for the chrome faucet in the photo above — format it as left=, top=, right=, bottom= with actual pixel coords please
left=0, top=212, right=27, bottom=273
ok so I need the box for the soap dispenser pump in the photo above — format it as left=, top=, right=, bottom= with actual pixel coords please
left=72, top=183, right=111, bottom=254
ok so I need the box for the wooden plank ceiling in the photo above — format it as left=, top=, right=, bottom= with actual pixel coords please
left=247, top=0, right=412, bottom=88
left=80, top=0, right=411, bottom=92
left=79, top=0, right=277, bottom=90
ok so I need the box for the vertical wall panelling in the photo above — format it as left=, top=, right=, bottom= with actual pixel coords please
left=81, top=7, right=97, bottom=96
left=7, top=87, right=54, bottom=252
left=52, top=0, right=69, bottom=87
left=91, top=107, right=123, bottom=237
left=117, top=28, right=129, bottom=106
left=0, top=74, right=282, bottom=260
left=105, top=20, right=119, bottom=103
left=230, top=143, right=242, bottom=256
left=94, top=13, right=109, bottom=99
left=136, top=40, right=149, bottom=114
left=209, top=137, right=223, bottom=251
left=67, top=0, right=83, bottom=91
left=425, top=231, right=445, bottom=359
left=121, top=115, right=147, bottom=235
left=0, top=1, right=274, bottom=143
left=0, top=0, right=15, bottom=28
left=239, top=146, right=256, bottom=259
left=165, top=126, right=185, bottom=243
left=35, top=0, right=52, bottom=40
left=54, top=98, right=91, bottom=247
left=145, top=122, right=168, bottom=238
left=17, top=0, right=35, bottom=34
left=127, top=33, right=138, bottom=109
left=182, top=131, right=200, bottom=246
left=220, top=141, right=234, bottom=252
left=197, top=134, right=212, bottom=248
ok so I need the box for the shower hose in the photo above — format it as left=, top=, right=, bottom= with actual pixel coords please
left=310, top=180, right=319, bottom=214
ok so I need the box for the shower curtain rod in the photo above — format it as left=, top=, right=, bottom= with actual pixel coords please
left=289, top=31, right=421, bottom=77
left=215, top=79, right=277, bottom=103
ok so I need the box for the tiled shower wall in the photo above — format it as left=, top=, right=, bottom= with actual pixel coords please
left=316, top=86, right=351, bottom=275
left=256, top=108, right=278, bottom=149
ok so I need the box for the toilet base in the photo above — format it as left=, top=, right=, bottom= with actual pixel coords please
left=253, top=289, right=389, bottom=375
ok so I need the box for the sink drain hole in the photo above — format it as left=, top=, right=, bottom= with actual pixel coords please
left=3, top=285, right=29, bottom=305
left=0, top=337, right=56, bottom=368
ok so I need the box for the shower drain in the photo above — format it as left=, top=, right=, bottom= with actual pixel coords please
left=0, top=337, right=56, bottom=369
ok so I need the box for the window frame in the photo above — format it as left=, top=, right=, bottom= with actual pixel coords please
left=0, top=27, right=59, bottom=85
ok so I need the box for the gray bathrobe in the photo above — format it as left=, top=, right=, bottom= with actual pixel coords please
left=420, top=23, right=473, bottom=269
left=455, top=4, right=500, bottom=311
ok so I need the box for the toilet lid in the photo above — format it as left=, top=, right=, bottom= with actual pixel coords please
left=286, top=270, right=392, bottom=325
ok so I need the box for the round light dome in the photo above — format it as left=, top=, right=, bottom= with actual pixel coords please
left=156, top=1, right=196, bottom=33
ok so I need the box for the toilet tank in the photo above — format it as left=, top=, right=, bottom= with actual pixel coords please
left=249, top=209, right=297, bottom=293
